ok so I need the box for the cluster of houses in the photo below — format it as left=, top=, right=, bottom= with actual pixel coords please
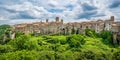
left=12, top=16, right=120, bottom=44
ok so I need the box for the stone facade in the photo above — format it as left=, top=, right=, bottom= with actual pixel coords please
left=13, top=16, right=117, bottom=34
left=111, top=22, right=120, bottom=44
left=13, top=16, right=120, bottom=43
left=13, top=17, right=64, bottom=35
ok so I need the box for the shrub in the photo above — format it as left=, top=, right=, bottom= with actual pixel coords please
left=113, top=50, right=120, bottom=60
left=85, top=29, right=96, bottom=37
left=0, top=44, right=15, bottom=54
left=39, top=51, right=55, bottom=60
left=0, top=50, right=39, bottom=60
left=66, top=34, right=85, bottom=48
left=9, top=35, right=39, bottom=50
left=100, top=30, right=113, bottom=45
left=44, top=36, right=59, bottom=44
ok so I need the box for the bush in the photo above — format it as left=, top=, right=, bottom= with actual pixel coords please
left=39, top=51, right=55, bottom=60
left=0, top=44, right=15, bottom=54
left=15, top=32, right=24, bottom=38
left=11, top=35, right=30, bottom=50
left=66, top=34, right=85, bottom=48
left=55, top=52, right=66, bottom=60
left=85, top=29, right=96, bottom=37
left=24, top=40, right=39, bottom=50
left=9, top=35, right=39, bottom=50
left=0, top=25, right=11, bottom=44
left=100, top=30, right=113, bottom=45
left=43, top=36, right=59, bottom=44
left=113, top=50, right=120, bottom=60
left=0, top=50, right=39, bottom=60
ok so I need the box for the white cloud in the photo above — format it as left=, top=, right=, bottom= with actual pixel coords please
left=0, top=0, right=120, bottom=25
left=0, top=17, right=5, bottom=20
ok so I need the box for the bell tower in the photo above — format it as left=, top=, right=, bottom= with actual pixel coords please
left=46, top=19, right=48, bottom=23
left=61, top=19, right=63, bottom=24
left=56, top=17, right=59, bottom=23
left=111, top=16, right=114, bottom=21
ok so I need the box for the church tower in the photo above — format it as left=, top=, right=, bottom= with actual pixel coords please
left=46, top=19, right=48, bottom=23
left=56, top=17, right=59, bottom=23
left=61, top=19, right=63, bottom=24
left=111, top=16, right=114, bottom=21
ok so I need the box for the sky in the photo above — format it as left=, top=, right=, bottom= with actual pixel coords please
left=0, top=0, right=120, bottom=25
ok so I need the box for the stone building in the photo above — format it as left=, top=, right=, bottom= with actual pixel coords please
left=13, top=17, right=64, bottom=35
left=111, top=22, right=120, bottom=44
left=13, top=16, right=117, bottom=34
left=13, top=16, right=120, bottom=44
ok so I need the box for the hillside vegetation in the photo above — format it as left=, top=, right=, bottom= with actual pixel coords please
left=0, top=25, right=120, bottom=60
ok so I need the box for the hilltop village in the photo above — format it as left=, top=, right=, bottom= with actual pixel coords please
left=13, top=16, right=120, bottom=44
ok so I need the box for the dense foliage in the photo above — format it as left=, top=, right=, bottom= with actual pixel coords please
left=0, top=25, right=11, bottom=44
left=0, top=25, right=119, bottom=60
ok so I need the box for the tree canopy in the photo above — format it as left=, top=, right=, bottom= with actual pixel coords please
left=0, top=25, right=119, bottom=60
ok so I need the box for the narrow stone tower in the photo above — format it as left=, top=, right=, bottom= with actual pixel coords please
left=111, top=16, right=114, bottom=21
left=56, top=17, right=59, bottom=23
left=46, top=19, right=48, bottom=23
left=61, top=19, right=63, bottom=24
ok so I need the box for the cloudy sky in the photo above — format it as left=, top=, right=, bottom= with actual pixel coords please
left=0, top=0, right=120, bottom=25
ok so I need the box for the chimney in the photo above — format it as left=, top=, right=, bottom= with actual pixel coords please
left=56, top=17, right=59, bottom=23
left=61, top=19, right=63, bottom=23
left=46, top=19, right=48, bottom=23
left=111, top=16, right=114, bottom=21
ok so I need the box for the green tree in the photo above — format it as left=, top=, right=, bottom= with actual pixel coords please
left=39, top=51, right=55, bottom=60
left=9, top=35, right=30, bottom=50
left=113, top=50, right=120, bottom=60
left=81, top=50, right=95, bottom=60
left=15, top=32, right=24, bottom=38
left=0, top=25, right=11, bottom=44
left=24, top=40, right=39, bottom=50
left=55, top=52, right=66, bottom=60
left=85, top=29, right=96, bottom=37
left=0, top=44, right=14, bottom=54
left=66, top=34, right=85, bottom=48
left=100, top=30, right=113, bottom=45
left=0, top=50, right=39, bottom=60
